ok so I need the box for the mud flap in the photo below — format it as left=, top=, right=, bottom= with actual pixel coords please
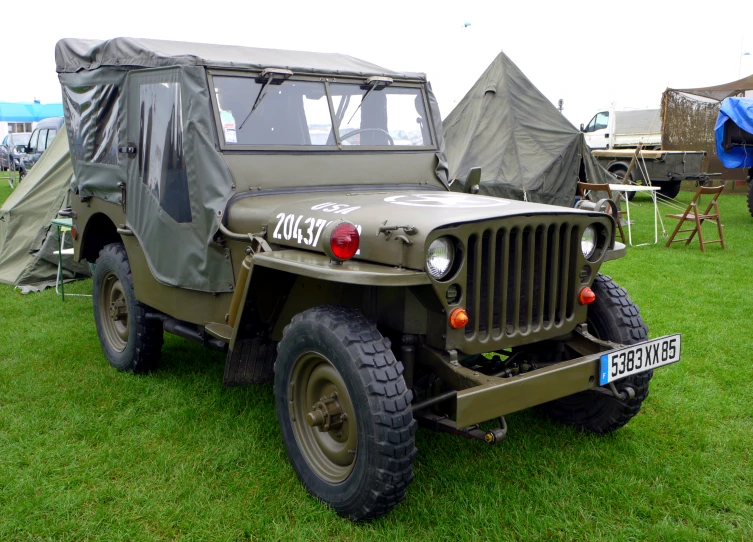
left=223, top=335, right=278, bottom=386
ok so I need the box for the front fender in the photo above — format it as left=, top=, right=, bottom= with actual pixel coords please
left=252, top=250, right=430, bottom=287
left=229, top=249, right=430, bottom=350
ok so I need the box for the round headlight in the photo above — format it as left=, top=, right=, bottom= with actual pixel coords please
left=581, top=225, right=597, bottom=259
left=426, top=237, right=455, bottom=280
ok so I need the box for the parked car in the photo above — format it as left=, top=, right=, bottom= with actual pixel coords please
left=22, top=116, right=64, bottom=173
left=0, top=132, right=31, bottom=171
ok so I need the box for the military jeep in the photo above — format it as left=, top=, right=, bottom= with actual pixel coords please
left=56, top=38, right=681, bottom=521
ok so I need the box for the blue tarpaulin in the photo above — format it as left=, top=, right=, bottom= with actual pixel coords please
left=715, top=97, right=753, bottom=168
left=0, top=102, right=63, bottom=122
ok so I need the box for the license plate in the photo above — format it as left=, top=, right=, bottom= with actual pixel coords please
left=599, top=334, right=681, bottom=385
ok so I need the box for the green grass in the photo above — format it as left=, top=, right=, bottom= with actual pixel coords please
left=0, top=176, right=14, bottom=205
left=1, top=177, right=752, bottom=541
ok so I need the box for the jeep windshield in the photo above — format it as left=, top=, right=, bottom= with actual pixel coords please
left=211, top=74, right=434, bottom=149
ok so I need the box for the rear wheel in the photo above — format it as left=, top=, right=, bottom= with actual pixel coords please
left=747, top=181, right=753, bottom=218
left=275, top=306, right=416, bottom=521
left=92, top=243, right=163, bottom=373
left=538, top=274, right=652, bottom=433
left=656, top=180, right=681, bottom=199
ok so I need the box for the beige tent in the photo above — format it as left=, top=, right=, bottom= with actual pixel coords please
left=0, top=130, right=90, bottom=292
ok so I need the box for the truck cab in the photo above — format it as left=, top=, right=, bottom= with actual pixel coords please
left=581, top=109, right=611, bottom=149
left=581, top=108, right=663, bottom=150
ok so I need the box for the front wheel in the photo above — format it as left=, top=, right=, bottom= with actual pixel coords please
left=92, top=243, right=163, bottom=373
left=274, top=306, right=416, bottom=521
left=538, top=274, right=652, bottom=433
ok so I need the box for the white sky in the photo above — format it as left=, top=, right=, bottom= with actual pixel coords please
left=3, top=0, right=752, bottom=129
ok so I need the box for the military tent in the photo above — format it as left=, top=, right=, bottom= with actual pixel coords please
left=0, top=130, right=90, bottom=292
left=443, top=52, right=613, bottom=207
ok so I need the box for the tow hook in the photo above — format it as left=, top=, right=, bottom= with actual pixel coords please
left=415, top=412, right=508, bottom=445
left=591, top=382, right=636, bottom=401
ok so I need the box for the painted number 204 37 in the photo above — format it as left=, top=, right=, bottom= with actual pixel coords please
left=271, top=213, right=362, bottom=252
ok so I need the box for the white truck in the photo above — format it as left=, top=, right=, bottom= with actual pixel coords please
left=581, top=108, right=663, bottom=150
left=581, top=108, right=707, bottom=199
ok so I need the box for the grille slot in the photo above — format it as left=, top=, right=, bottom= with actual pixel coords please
left=465, top=222, right=578, bottom=340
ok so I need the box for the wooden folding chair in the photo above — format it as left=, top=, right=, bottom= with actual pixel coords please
left=665, top=184, right=725, bottom=253
left=577, top=182, right=627, bottom=244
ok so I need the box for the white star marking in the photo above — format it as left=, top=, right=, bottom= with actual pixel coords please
left=384, top=193, right=509, bottom=208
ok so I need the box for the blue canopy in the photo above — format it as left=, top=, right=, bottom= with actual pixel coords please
left=0, top=102, right=63, bottom=122
left=715, top=97, right=753, bottom=168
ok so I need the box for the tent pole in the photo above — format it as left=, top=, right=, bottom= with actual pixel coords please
left=661, top=90, right=670, bottom=150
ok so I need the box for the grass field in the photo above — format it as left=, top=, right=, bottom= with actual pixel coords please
left=1, top=175, right=752, bottom=541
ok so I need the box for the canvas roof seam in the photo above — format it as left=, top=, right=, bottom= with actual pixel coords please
left=55, top=38, right=426, bottom=81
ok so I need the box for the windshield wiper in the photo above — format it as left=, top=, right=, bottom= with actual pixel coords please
left=237, top=67, right=293, bottom=131
left=346, top=76, right=393, bottom=125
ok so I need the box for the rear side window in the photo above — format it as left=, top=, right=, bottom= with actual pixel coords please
left=138, top=82, right=191, bottom=224
left=29, top=130, right=39, bottom=151
left=62, top=84, right=119, bottom=165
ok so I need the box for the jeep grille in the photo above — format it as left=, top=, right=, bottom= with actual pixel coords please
left=464, top=222, right=579, bottom=341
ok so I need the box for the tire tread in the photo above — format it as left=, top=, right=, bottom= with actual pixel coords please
left=95, top=243, right=162, bottom=373
left=277, top=305, right=416, bottom=521
left=540, top=274, right=652, bottom=434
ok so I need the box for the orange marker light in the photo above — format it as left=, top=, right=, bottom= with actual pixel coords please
left=579, top=287, right=596, bottom=305
left=449, top=308, right=469, bottom=329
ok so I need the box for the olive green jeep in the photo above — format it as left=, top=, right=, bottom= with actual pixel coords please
left=56, top=37, right=681, bottom=521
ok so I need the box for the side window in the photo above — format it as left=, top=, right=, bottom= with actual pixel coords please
left=138, top=82, right=191, bottom=224
left=594, top=112, right=609, bottom=131
left=37, top=130, right=49, bottom=152
left=585, top=116, right=597, bottom=133
left=63, top=85, right=120, bottom=165
left=47, top=129, right=58, bottom=146
left=28, top=130, right=40, bottom=152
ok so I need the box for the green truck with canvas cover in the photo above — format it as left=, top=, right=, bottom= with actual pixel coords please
left=56, top=38, right=681, bottom=521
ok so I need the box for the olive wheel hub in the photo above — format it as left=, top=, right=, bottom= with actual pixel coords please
left=109, top=297, right=127, bottom=321
left=306, top=393, right=346, bottom=432
left=290, top=353, right=357, bottom=483
left=99, top=271, right=129, bottom=353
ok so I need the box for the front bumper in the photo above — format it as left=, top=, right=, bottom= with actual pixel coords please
left=419, top=326, right=680, bottom=428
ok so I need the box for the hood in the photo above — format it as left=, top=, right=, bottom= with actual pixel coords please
left=227, top=189, right=596, bottom=271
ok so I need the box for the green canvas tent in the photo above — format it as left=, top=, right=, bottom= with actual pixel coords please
left=443, top=52, right=613, bottom=207
left=0, top=130, right=90, bottom=292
